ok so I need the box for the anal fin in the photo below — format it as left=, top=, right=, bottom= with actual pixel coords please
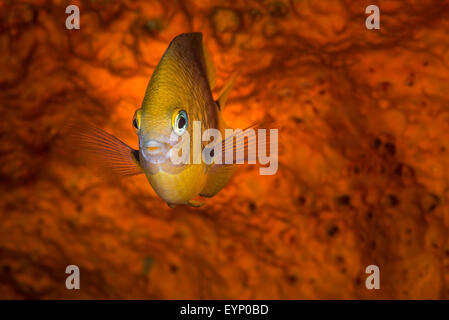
left=187, top=200, right=204, bottom=207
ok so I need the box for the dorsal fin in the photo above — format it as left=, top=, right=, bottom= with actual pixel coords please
left=202, top=40, right=216, bottom=90
left=216, top=72, right=238, bottom=110
left=141, top=32, right=216, bottom=117
left=166, top=33, right=215, bottom=90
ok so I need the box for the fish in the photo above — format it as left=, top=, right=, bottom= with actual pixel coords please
left=73, top=32, right=262, bottom=208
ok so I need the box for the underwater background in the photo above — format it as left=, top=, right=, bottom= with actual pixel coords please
left=1, top=0, right=449, bottom=299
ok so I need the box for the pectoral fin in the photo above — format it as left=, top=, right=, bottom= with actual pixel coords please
left=69, top=121, right=143, bottom=176
left=205, top=117, right=277, bottom=170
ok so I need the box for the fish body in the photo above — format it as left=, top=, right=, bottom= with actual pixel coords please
left=75, top=33, right=238, bottom=207
left=139, top=33, right=218, bottom=205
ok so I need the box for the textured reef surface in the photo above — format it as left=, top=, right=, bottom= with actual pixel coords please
left=1, top=0, right=449, bottom=299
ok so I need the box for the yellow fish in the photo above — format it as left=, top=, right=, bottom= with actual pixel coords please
left=75, top=33, right=256, bottom=208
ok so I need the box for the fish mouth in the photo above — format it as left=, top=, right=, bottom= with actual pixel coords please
left=140, top=139, right=173, bottom=165
left=140, top=138, right=188, bottom=174
left=143, top=140, right=170, bottom=155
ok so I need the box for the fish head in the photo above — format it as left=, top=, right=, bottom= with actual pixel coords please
left=133, top=86, right=205, bottom=175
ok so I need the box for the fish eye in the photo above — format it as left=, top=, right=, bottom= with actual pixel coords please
left=132, top=109, right=141, bottom=132
left=173, top=110, right=188, bottom=136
